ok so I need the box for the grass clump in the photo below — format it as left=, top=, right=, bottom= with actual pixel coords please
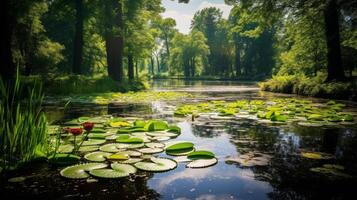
left=0, top=72, right=48, bottom=170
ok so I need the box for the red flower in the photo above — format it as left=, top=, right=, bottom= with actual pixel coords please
left=68, top=128, right=83, bottom=136
left=82, top=122, right=94, bottom=132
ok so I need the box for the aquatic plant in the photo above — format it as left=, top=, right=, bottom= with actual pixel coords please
left=186, top=158, right=218, bottom=168
left=60, top=163, right=108, bottom=179
left=90, top=163, right=137, bottom=179
left=134, top=157, right=177, bottom=172
left=0, top=71, right=48, bottom=170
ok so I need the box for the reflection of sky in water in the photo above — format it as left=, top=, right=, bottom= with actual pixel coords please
left=148, top=163, right=272, bottom=200
left=147, top=121, right=273, bottom=200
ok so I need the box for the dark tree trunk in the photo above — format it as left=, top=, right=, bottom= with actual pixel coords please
left=135, top=60, right=138, bottom=78
left=164, top=33, right=170, bottom=57
left=128, top=54, right=134, bottom=80
left=73, top=0, right=84, bottom=74
left=156, top=55, right=160, bottom=74
left=150, top=56, right=154, bottom=75
left=184, top=59, right=190, bottom=77
left=106, top=36, right=123, bottom=82
left=191, top=57, right=196, bottom=77
left=0, top=0, right=15, bottom=82
left=105, top=0, right=124, bottom=82
left=324, top=0, right=345, bottom=81
left=234, top=35, right=241, bottom=77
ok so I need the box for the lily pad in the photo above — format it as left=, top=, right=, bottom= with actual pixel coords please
left=145, top=142, right=165, bottom=149
left=166, top=148, right=195, bottom=156
left=187, top=150, right=215, bottom=160
left=100, top=143, right=123, bottom=153
left=82, top=139, right=106, bottom=146
left=146, top=120, right=169, bottom=131
left=107, top=152, right=130, bottom=161
left=165, top=142, right=194, bottom=151
left=60, top=163, right=108, bottom=179
left=79, top=145, right=99, bottom=152
left=84, top=152, right=112, bottom=162
left=8, top=176, right=26, bottom=183
left=134, top=157, right=177, bottom=172
left=138, top=148, right=164, bottom=154
left=121, top=158, right=143, bottom=164
left=146, top=132, right=178, bottom=138
left=186, top=158, right=218, bottom=168
left=110, top=121, right=130, bottom=128
left=58, top=144, right=74, bottom=154
left=116, top=136, right=144, bottom=144
left=90, top=163, right=137, bottom=179
left=301, top=152, right=333, bottom=160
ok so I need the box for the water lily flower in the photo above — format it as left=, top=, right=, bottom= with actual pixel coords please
left=82, top=122, right=94, bottom=132
left=68, top=128, right=83, bottom=136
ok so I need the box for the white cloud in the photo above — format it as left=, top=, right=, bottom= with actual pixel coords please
left=161, top=1, right=233, bottom=34
left=198, top=1, right=233, bottom=19
left=161, top=10, right=192, bottom=34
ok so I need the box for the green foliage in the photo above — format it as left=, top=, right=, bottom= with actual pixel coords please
left=0, top=72, right=48, bottom=170
left=260, top=73, right=357, bottom=100
left=40, top=75, right=147, bottom=95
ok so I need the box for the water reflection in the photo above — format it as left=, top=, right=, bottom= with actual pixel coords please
left=19, top=80, right=357, bottom=199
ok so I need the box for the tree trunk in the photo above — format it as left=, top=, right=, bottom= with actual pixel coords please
left=156, top=55, right=160, bottom=74
left=150, top=56, right=154, bottom=76
left=128, top=54, right=134, bottom=80
left=234, top=37, right=241, bottom=77
left=190, top=57, right=196, bottom=77
left=164, top=33, right=170, bottom=57
left=72, top=0, right=84, bottom=74
left=324, top=0, right=345, bottom=81
left=106, top=36, right=123, bottom=81
left=135, top=60, right=138, bottom=78
left=0, top=0, right=15, bottom=82
left=105, top=0, right=124, bottom=82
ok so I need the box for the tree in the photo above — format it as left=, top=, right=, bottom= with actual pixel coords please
left=103, top=0, right=124, bottom=82
left=191, top=7, right=223, bottom=75
left=0, top=0, right=16, bottom=82
left=225, top=0, right=346, bottom=81
left=72, top=0, right=84, bottom=74
left=170, top=31, right=209, bottom=77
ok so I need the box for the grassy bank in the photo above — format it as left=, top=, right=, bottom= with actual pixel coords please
left=24, top=75, right=148, bottom=95
left=260, top=73, right=357, bottom=101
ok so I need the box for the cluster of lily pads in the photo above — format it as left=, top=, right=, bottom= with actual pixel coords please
left=45, top=91, right=198, bottom=105
left=174, top=99, right=355, bottom=127
left=48, top=116, right=217, bottom=179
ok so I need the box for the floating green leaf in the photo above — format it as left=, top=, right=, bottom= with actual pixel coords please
left=146, top=120, right=169, bottom=131
left=138, top=148, right=164, bottom=154
left=167, top=125, right=181, bottom=134
left=186, top=158, right=218, bottom=168
left=84, top=152, right=112, bottom=162
left=187, top=150, right=215, bottom=160
left=165, top=142, right=194, bottom=151
left=79, top=145, right=99, bottom=152
left=60, top=163, right=108, bottom=179
left=145, top=142, right=165, bottom=149
left=134, top=157, right=177, bottom=172
left=82, top=139, right=106, bottom=146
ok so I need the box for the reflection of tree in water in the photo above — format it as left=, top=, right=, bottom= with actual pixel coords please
left=191, top=119, right=227, bottom=138
left=1, top=166, right=160, bottom=200
left=225, top=121, right=357, bottom=199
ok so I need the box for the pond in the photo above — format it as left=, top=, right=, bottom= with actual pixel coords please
left=1, top=80, right=357, bottom=200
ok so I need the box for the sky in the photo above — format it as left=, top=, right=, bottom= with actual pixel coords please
left=161, top=0, right=233, bottom=34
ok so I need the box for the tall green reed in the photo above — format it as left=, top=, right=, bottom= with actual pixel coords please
left=0, top=70, right=48, bottom=170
